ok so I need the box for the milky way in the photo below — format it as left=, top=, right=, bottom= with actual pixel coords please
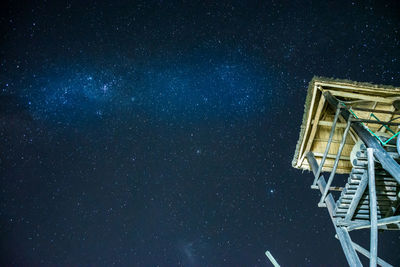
left=1, top=1, right=400, bottom=266
left=23, top=53, right=279, bottom=125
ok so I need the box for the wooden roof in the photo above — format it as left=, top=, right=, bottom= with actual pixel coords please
left=292, top=77, right=400, bottom=174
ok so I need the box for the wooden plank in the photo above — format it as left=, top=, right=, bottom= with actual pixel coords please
left=336, top=208, right=384, bottom=215
left=329, top=186, right=344, bottom=191
left=327, top=90, right=396, bottom=104
left=317, top=120, right=348, bottom=128
left=313, top=139, right=354, bottom=145
left=316, top=81, right=400, bottom=95
left=340, top=195, right=398, bottom=201
left=347, top=184, right=398, bottom=192
left=339, top=203, right=390, bottom=210
left=298, top=94, right=326, bottom=167
left=344, top=172, right=368, bottom=221
left=340, top=199, right=393, bottom=205
left=339, top=214, right=382, bottom=220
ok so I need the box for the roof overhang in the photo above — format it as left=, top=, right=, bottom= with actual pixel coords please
left=292, top=77, right=400, bottom=174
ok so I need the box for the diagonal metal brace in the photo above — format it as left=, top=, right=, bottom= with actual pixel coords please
left=312, top=104, right=342, bottom=188
left=318, top=117, right=352, bottom=207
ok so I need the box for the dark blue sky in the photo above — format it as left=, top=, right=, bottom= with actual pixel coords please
left=1, top=0, right=400, bottom=266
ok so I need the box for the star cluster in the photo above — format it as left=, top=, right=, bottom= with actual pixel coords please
left=1, top=0, right=400, bottom=266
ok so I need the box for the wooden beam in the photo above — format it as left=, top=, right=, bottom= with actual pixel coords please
left=313, top=139, right=354, bottom=145
left=367, top=148, right=378, bottom=267
left=324, top=91, right=400, bottom=185
left=335, top=227, right=363, bottom=267
left=298, top=94, right=326, bottom=167
left=329, top=186, right=344, bottom=191
left=316, top=120, right=348, bottom=128
left=315, top=81, right=400, bottom=96
left=327, top=90, right=396, bottom=104
left=333, top=236, right=394, bottom=267
left=351, top=242, right=393, bottom=267
left=345, top=215, right=400, bottom=231
left=296, top=85, right=320, bottom=168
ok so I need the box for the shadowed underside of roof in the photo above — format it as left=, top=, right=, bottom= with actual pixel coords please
left=292, top=76, right=400, bottom=174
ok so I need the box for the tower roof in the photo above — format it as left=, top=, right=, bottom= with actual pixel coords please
left=292, top=76, right=400, bottom=174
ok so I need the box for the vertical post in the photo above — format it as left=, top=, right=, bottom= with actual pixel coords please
left=312, top=105, right=341, bottom=188
left=367, top=148, right=378, bottom=267
left=318, top=117, right=352, bottom=207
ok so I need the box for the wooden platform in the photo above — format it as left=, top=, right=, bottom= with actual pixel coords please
left=292, top=77, right=400, bottom=174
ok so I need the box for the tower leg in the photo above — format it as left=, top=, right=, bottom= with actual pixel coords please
left=367, top=148, right=378, bottom=267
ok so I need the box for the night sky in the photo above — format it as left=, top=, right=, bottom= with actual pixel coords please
left=1, top=1, right=400, bottom=266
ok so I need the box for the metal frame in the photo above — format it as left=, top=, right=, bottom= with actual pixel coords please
left=304, top=92, right=400, bottom=267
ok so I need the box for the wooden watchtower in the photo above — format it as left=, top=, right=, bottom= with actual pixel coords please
left=293, top=77, right=400, bottom=266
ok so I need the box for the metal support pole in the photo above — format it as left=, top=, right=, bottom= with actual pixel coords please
left=312, top=105, right=341, bottom=188
left=368, top=148, right=378, bottom=267
left=318, top=118, right=352, bottom=207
